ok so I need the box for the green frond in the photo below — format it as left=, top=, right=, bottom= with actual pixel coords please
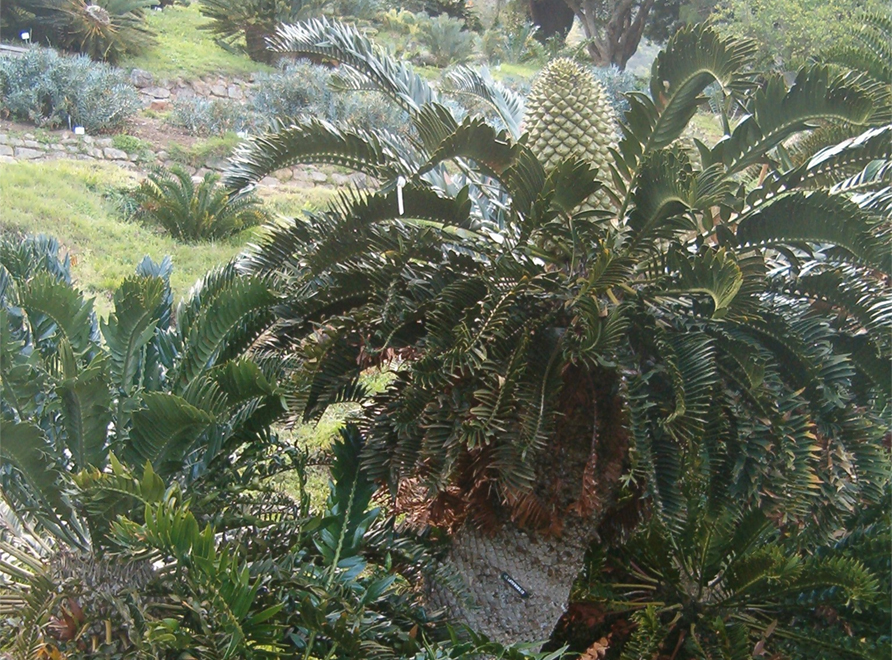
left=56, top=354, right=111, bottom=471
left=614, top=24, right=756, bottom=184
left=658, top=246, right=744, bottom=319
left=0, top=418, right=73, bottom=537
left=174, top=273, right=277, bottom=390
left=18, top=272, right=95, bottom=356
left=100, top=274, right=167, bottom=394
left=832, top=334, right=891, bottom=402
left=224, top=118, right=410, bottom=193
left=626, top=148, right=699, bottom=249
left=441, top=66, right=525, bottom=138
left=270, top=18, right=434, bottom=112
left=122, top=392, right=216, bottom=477
left=619, top=606, right=667, bottom=660
left=735, top=191, right=890, bottom=274
left=793, top=123, right=892, bottom=188
left=417, top=112, right=515, bottom=179
left=711, top=67, right=875, bottom=174
left=319, top=425, right=378, bottom=573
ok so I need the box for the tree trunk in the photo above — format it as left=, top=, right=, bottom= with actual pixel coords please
left=528, top=0, right=576, bottom=42
left=564, top=0, right=656, bottom=69
left=426, top=368, right=630, bottom=645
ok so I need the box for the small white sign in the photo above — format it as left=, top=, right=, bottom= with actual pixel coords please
left=20, top=31, right=30, bottom=41
left=74, top=126, right=85, bottom=135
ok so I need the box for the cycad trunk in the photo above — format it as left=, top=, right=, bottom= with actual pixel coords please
left=244, top=25, right=273, bottom=64
left=429, top=518, right=593, bottom=644
left=428, top=368, right=630, bottom=645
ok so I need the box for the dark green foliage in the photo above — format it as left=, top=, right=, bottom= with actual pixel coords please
left=570, top=497, right=888, bottom=658
left=4, top=0, right=155, bottom=63
left=229, top=20, right=890, bottom=547
left=130, top=166, right=268, bottom=242
left=0, top=47, right=140, bottom=132
left=0, top=236, right=284, bottom=550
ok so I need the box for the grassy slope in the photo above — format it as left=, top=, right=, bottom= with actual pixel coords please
left=122, top=4, right=271, bottom=80
left=0, top=160, right=249, bottom=316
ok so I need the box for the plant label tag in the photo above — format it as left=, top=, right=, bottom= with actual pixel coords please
left=397, top=176, right=406, bottom=215
left=500, top=572, right=530, bottom=599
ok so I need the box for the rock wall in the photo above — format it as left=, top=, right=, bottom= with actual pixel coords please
left=0, top=128, right=370, bottom=192
left=130, top=69, right=254, bottom=111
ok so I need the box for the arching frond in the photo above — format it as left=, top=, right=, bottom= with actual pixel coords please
left=224, top=118, right=411, bottom=193
left=441, top=66, right=525, bottom=139
left=269, top=18, right=435, bottom=112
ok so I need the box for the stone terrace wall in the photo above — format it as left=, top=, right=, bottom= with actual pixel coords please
left=0, top=128, right=370, bottom=192
left=130, top=69, right=253, bottom=111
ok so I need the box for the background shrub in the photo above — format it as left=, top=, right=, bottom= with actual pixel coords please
left=418, top=13, right=476, bottom=67
left=250, top=62, right=408, bottom=133
left=589, top=64, right=642, bottom=117
left=170, top=96, right=254, bottom=137
left=482, top=20, right=542, bottom=64
left=0, top=48, right=140, bottom=132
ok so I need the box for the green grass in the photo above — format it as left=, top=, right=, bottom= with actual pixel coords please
left=121, top=4, right=271, bottom=80
left=168, top=132, right=242, bottom=168
left=0, top=159, right=250, bottom=316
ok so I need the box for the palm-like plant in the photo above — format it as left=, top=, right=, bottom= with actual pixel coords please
left=0, top=236, right=292, bottom=655
left=132, top=165, right=268, bottom=243
left=567, top=496, right=887, bottom=659
left=5, top=0, right=156, bottom=62
left=199, top=0, right=327, bottom=63
left=0, top=235, right=284, bottom=550
left=224, top=19, right=891, bottom=643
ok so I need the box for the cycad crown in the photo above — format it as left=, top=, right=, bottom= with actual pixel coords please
left=523, top=58, right=615, bottom=209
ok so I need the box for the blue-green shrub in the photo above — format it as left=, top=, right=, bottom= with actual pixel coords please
left=170, top=97, right=253, bottom=137
left=0, top=48, right=140, bottom=132
left=250, top=62, right=408, bottom=133
left=590, top=65, right=643, bottom=116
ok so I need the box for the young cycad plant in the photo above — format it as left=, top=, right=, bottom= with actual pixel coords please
left=419, top=13, right=476, bottom=67
left=132, top=166, right=268, bottom=242
left=0, top=235, right=292, bottom=655
left=224, top=19, right=891, bottom=644
left=566, top=498, right=887, bottom=659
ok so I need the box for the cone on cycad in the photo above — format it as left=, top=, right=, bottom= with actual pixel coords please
left=523, top=58, right=615, bottom=210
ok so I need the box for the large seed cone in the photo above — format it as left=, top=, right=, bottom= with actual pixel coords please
left=524, top=58, right=615, bottom=210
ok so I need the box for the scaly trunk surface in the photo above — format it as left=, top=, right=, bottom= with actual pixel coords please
left=427, top=368, right=630, bottom=644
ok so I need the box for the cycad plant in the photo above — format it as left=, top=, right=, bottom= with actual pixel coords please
left=4, top=0, right=156, bottom=63
left=0, top=235, right=285, bottom=550
left=0, top=235, right=291, bottom=655
left=223, top=19, right=891, bottom=643
left=131, top=165, right=268, bottom=242
left=566, top=496, right=888, bottom=659
left=199, top=0, right=327, bottom=63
